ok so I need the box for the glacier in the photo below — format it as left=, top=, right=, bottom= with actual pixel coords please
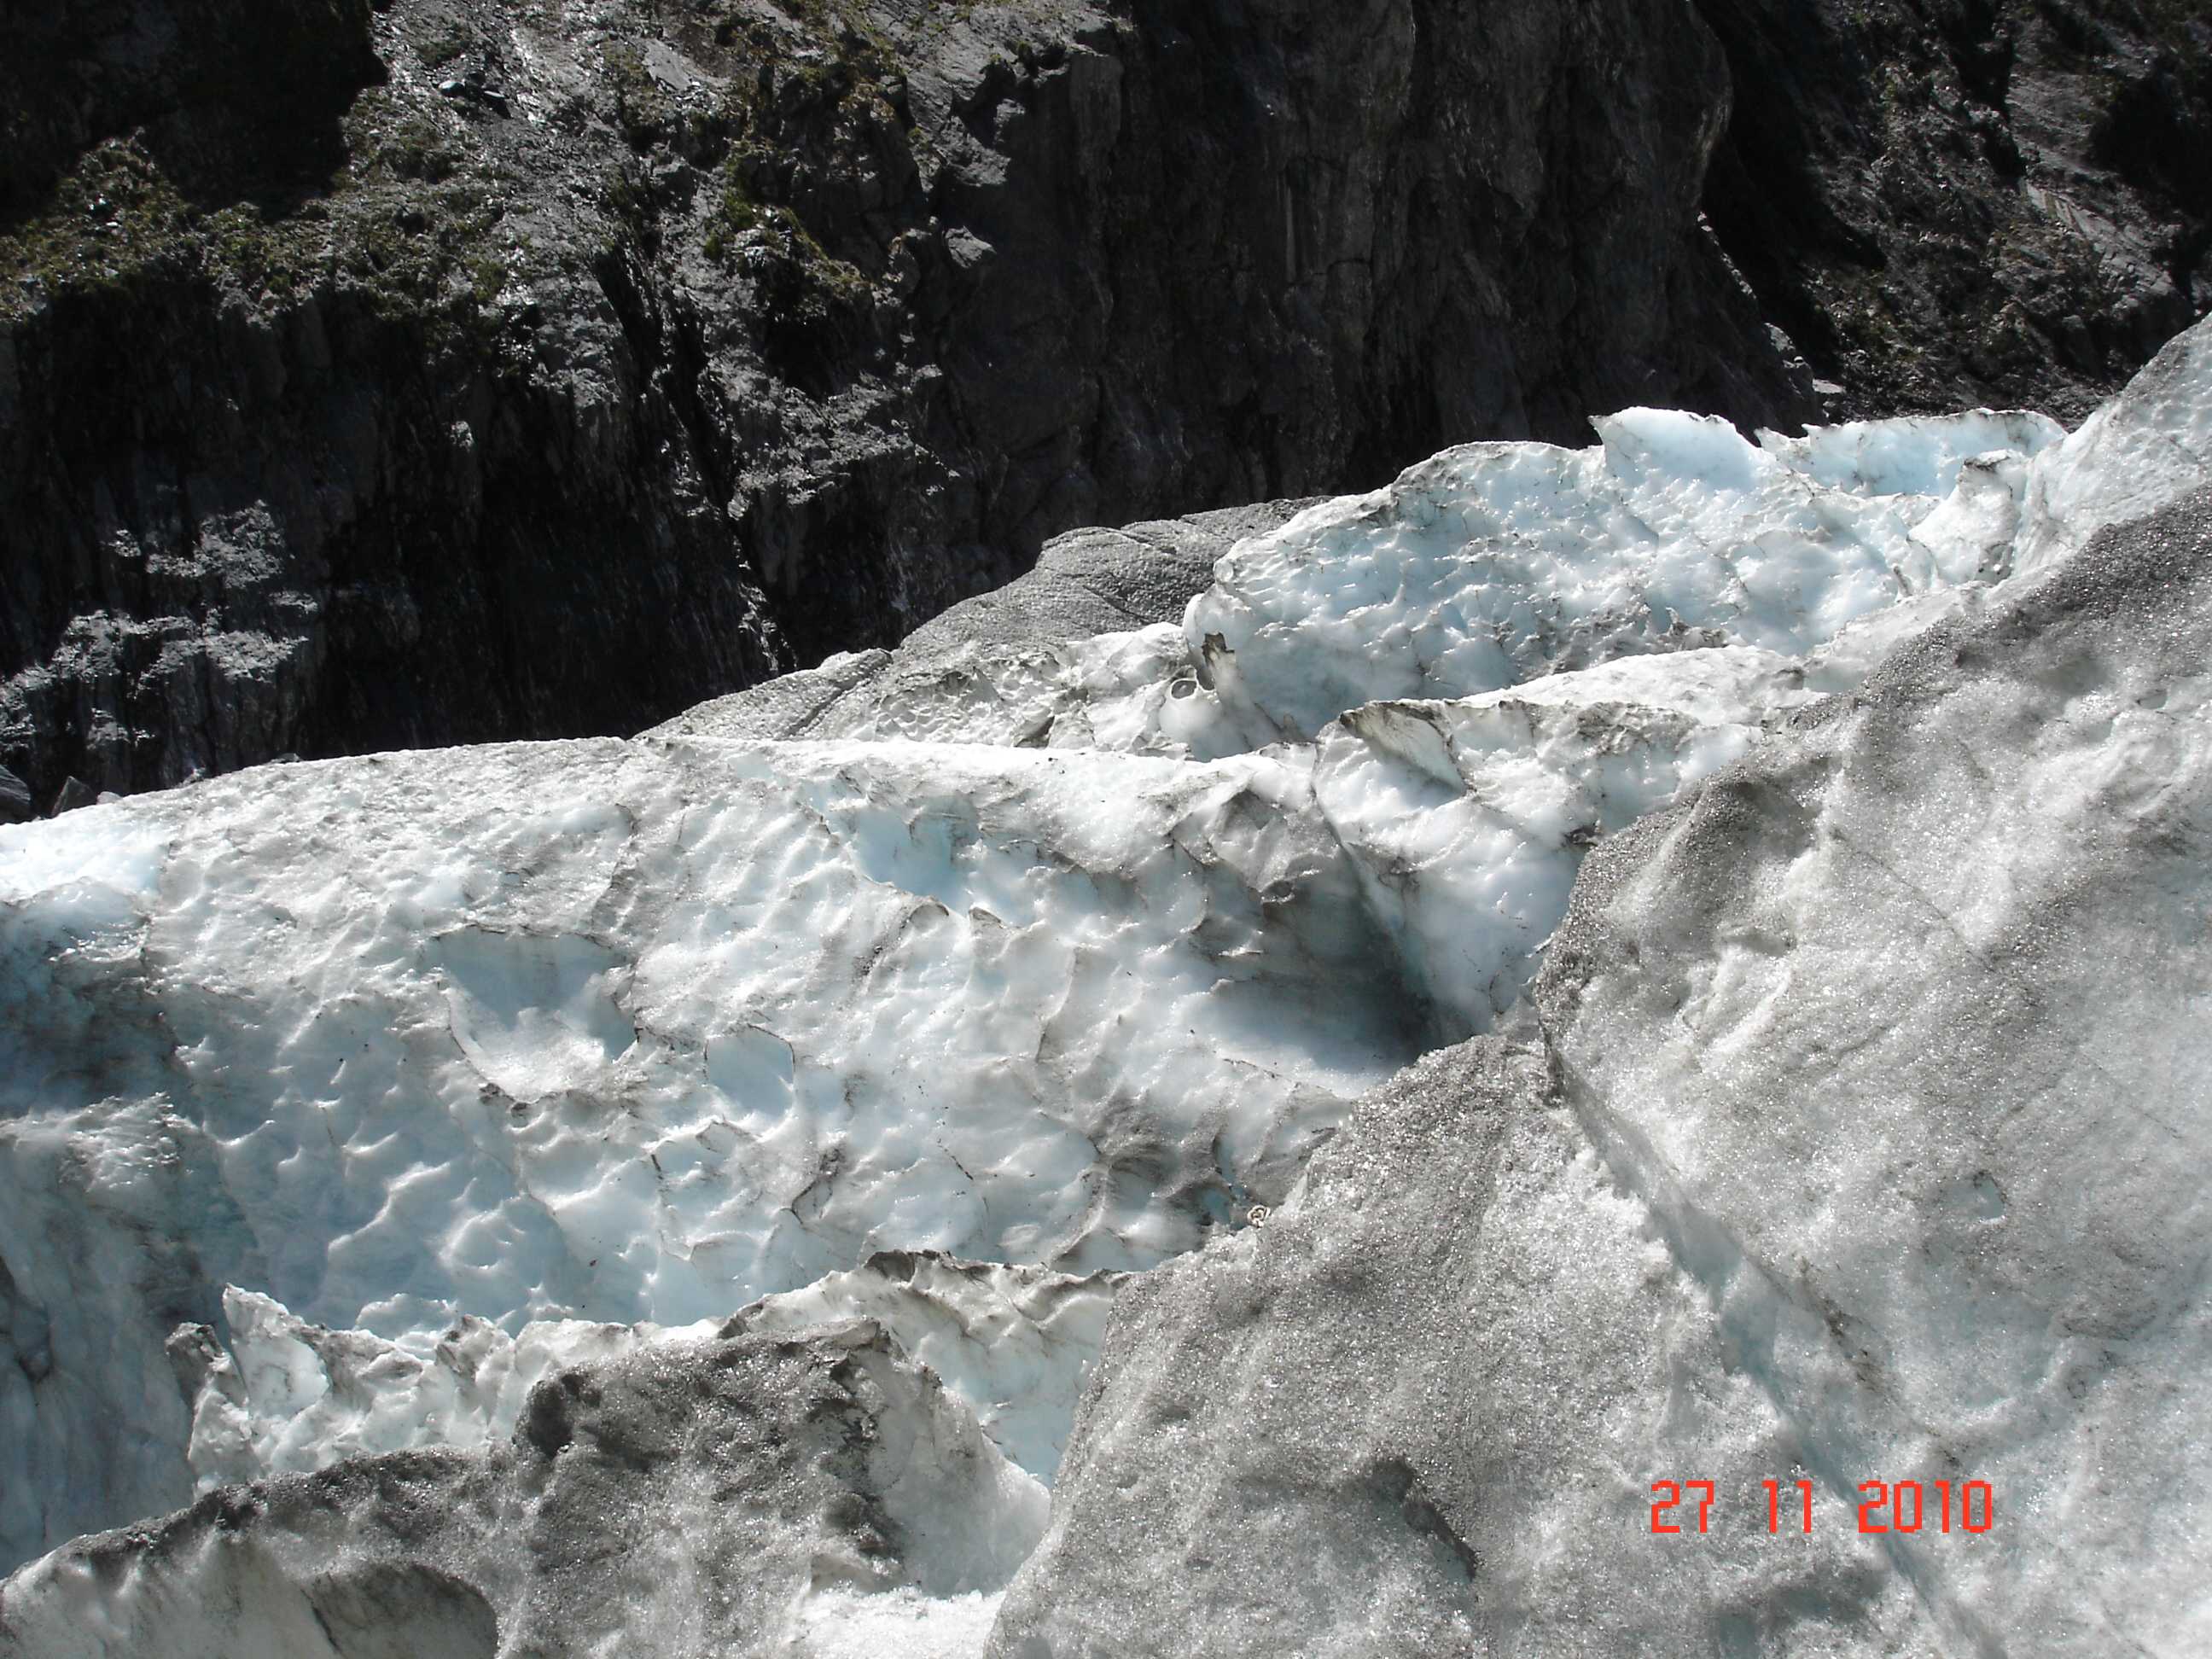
left=0, top=313, right=2207, bottom=1655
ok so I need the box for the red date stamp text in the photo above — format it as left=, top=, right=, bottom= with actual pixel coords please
left=1650, top=1479, right=1993, bottom=1534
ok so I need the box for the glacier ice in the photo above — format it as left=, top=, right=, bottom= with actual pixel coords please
left=1183, top=404, right=2064, bottom=748
left=987, top=1039, right=1933, bottom=1656
left=0, top=736, right=1425, bottom=1566
left=2014, top=312, right=2212, bottom=574
left=1, top=312, right=2208, bottom=1653
left=1313, top=648, right=1821, bottom=1023
left=987, top=489, right=2212, bottom=1658
left=176, top=1254, right=1119, bottom=1495
left=2, top=1318, right=1049, bottom=1659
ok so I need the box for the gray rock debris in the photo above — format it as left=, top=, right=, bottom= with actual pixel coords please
left=653, top=498, right=1313, bottom=743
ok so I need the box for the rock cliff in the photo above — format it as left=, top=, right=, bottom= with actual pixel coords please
left=5, top=0, right=1819, bottom=812
left=1701, top=0, right=2210, bottom=419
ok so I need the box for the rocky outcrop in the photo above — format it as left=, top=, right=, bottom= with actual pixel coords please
left=1697, top=0, right=2211, bottom=419
left=3, top=0, right=2208, bottom=814
left=1, top=0, right=1819, bottom=811
left=0, top=0, right=383, bottom=218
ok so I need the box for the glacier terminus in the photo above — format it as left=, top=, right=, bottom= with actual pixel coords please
left=0, top=310, right=2209, bottom=1656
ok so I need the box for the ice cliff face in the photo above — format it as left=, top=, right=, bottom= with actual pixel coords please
left=1, top=314, right=2208, bottom=1654
left=990, top=485, right=2212, bottom=1656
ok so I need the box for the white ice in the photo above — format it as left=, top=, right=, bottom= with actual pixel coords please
left=0, top=736, right=1419, bottom=1566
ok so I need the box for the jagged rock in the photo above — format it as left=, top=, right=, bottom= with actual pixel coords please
left=1699, top=0, right=2211, bottom=421
left=0, top=0, right=382, bottom=216
left=0, top=1319, right=1048, bottom=1658
left=0, top=768, right=26, bottom=824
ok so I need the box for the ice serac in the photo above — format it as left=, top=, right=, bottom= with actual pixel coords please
left=2015, top=311, right=2212, bottom=575
left=987, top=492, right=2212, bottom=1656
left=1185, top=403, right=2066, bottom=746
left=0, top=1319, right=1046, bottom=1659
left=1311, top=649, right=1823, bottom=1026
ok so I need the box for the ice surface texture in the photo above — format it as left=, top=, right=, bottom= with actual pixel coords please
left=0, top=736, right=1426, bottom=1566
left=180, top=1254, right=1119, bottom=1495
left=989, top=491, right=2212, bottom=1656
left=2, top=315, right=2208, bottom=1651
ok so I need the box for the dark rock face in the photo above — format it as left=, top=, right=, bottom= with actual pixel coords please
left=0, top=0, right=1813, bottom=811
left=5, top=0, right=2203, bottom=815
left=0, top=0, right=384, bottom=218
left=1697, top=0, right=2212, bottom=420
